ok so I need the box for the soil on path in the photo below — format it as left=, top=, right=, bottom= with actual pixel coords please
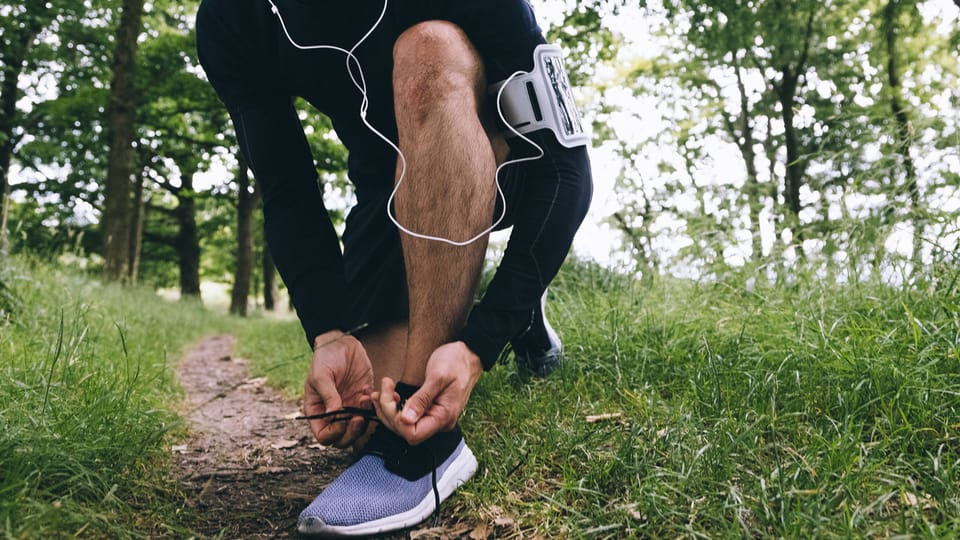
left=173, top=335, right=406, bottom=539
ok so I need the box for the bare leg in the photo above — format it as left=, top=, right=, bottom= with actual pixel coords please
left=392, top=22, right=497, bottom=385
left=351, top=322, right=407, bottom=452
left=356, top=322, right=407, bottom=385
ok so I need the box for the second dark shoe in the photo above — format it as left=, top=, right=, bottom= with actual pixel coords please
left=511, top=292, right=563, bottom=377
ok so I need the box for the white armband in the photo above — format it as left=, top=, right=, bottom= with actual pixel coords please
left=490, top=44, right=589, bottom=148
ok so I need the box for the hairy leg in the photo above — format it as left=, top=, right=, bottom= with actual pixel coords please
left=392, top=21, right=497, bottom=385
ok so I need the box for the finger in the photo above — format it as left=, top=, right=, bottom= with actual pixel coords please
left=374, top=377, right=401, bottom=429
left=304, top=372, right=343, bottom=415
left=304, top=377, right=346, bottom=444
left=330, top=416, right=367, bottom=449
left=312, top=418, right=347, bottom=445
left=401, top=413, right=446, bottom=446
left=398, top=377, right=444, bottom=426
left=356, top=384, right=374, bottom=407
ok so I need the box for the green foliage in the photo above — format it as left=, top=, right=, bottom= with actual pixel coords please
left=0, top=263, right=18, bottom=321
left=476, top=259, right=960, bottom=536
left=3, top=198, right=100, bottom=261
left=9, top=1, right=354, bottom=289
left=0, top=256, right=228, bottom=537
left=605, top=0, right=959, bottom=277
left=546, top=1, right=626, bottom=87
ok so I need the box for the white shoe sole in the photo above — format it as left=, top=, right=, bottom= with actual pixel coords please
left=297, top=443, right=478, bottom=537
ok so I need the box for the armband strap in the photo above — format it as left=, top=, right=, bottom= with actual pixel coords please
left=490, top=44, right=589, bottom=149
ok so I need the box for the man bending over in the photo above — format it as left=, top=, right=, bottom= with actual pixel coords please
left=197, top=0, right=592, bottom=535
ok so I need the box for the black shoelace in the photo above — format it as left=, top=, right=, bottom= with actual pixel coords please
left=296, top=407, right=442, bottom=525
left=296, top=406, right=381, bottom=424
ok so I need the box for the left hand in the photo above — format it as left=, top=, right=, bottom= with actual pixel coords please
left=372, top=341, right=483, bottom=446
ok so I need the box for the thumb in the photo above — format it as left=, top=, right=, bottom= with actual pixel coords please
left=400, top=378, right=442, bottom=425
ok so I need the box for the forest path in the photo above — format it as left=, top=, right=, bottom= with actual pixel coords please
left=173, top=335, right=350, bottom=538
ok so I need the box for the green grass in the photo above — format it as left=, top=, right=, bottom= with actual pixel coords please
left=238, top=259, right=960, bottom=538
left=232, top=313, right=312, bottom=397
left=459, top=261, right=960, bottom=538
left=0, top=257, right=230, bottom=538
left=4, top=254, right=960, bottom=538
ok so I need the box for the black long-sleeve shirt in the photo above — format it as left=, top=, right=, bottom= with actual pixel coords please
left=196, top=0, right=592, bottom=369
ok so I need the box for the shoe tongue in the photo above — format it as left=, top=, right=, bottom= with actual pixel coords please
left=394, top=382, right=419, bottom=406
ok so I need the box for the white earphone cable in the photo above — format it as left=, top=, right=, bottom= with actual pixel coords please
left=266, top=0, right=543, bottom=246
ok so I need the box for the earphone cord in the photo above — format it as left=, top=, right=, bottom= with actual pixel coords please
left=266, top=0, right=544, bottom=247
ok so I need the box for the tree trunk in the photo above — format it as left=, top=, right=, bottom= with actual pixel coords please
left=263, top=247, right=278, bottom=312
left=230, top=154, right=254, bottom=315
left=771, top=8, right=815, bottom=261
left=0, top=26, right=39, bottom=253
left=776, top=68, right=807, bottom=259
left=176, top=173, right=201, bottom=299
left=127, top=167, right=146, bottom=284
left=883, top=0, right=922, bottom=269
left=777, top=71, right=803, bottom=220
left=102, top=0, right=144, bottom=282
left=762, top=115, right=788, bottom=281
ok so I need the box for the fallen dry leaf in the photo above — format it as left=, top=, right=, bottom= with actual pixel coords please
left=270, top=439, right=300, bottom=450
left=585, top=412, right=622, bottom=423
left=901, top=492, right=935, bottom=509
left=626, top=505, right=644, bottom=520
left=493, top=517, right=515, bottom=527
left=238, top=377, right=268, bottom=390
left=409, top=526, right=447, bottom=539
left=469, top=524, right=491, bottom=539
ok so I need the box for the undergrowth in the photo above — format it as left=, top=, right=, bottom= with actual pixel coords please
left=0, top=257, right=228, bottom=538
left=460, top=260, right=960, bottom=538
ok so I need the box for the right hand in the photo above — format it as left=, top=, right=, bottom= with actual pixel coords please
left=302, top=330, right=374, bottom=448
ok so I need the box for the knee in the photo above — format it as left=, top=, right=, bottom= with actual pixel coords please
left=393, top=21, right=485, bottom=117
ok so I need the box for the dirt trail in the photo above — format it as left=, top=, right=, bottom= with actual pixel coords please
left=173, top=335, right=351, bottom=538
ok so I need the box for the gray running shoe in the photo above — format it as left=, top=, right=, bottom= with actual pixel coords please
left=298, top=424, right=477, bottom=538
left=511, top=292, right=563, bottom=377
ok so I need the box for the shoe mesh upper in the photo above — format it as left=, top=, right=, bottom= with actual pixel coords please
left=299, top=439, right=465, bottom=527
